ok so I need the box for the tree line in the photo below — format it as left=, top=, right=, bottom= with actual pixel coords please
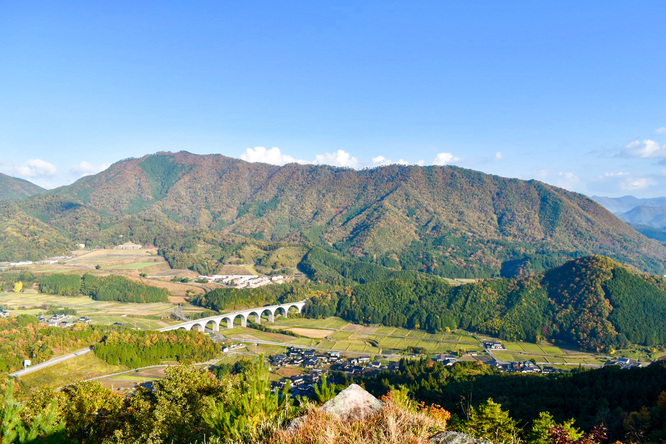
left=39, top=273, right=170, bottom=303
left=193, top=282, right=328, bottom=312
left=304, top=255, right=666, bottom=352
left=359, top=358, right=666, bottom=443
left=93, top=329, right=217, bottom=367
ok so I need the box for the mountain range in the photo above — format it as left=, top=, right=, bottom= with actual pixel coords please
left=1, top=151, right=665, bottom=277
left=592, top=195, right=666, bottom=246
left=0, top=172, right=45, bottom=201
left=592, top=195, right=666, bottom=215
left=619, top=205, right=666, bottom=229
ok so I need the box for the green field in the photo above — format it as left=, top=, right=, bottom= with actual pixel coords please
left=0, top=290, right=184, bottom=329
left=108, top=261, right=161, bottom=270
left=19, top=353, right=130, bottom=392
left=262, top=318, right=612, bottom=367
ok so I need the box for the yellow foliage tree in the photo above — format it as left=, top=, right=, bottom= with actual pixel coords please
left=13, top=281, right=23, bottom=293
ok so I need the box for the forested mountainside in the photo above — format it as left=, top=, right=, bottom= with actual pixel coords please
left=1, top=151, right=665, bottom=277
left=0, top=173, right=44, bottom=201
left=303, top=252, right=666, bottom=352
left=631, top=223, right=666, bottom=246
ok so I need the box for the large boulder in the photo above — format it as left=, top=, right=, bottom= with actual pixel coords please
left=320, top=383, right=384, bottom=421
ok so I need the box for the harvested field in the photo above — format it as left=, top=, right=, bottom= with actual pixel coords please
left=276, top=367, right=303, bottom=377
left=286, top=328, right=334, bottom=338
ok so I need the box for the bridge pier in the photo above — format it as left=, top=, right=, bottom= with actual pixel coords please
left=159, top=300, right=308, bottom=333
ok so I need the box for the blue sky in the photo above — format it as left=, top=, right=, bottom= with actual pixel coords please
left=1, top=1, right=666, bottom=197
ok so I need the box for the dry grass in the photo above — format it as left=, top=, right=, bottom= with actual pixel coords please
left=276, top=367, right=303, bottom=378
left=267, top=394, right=449, bottom=444
left=287, top=328, right=334, bottom=339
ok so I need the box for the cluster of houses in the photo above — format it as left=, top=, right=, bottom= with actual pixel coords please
left=605, top=357, right=641, bottom=369
left=434, top=353, right=459, bottom=365
left=271, top=347, right=343, bottom=368
left=274, top=368, right=327, bottom=397
left=271, top=347, right=399, bottom=397
left=198, top=274, right=287, bottom=288
left=267, top=341, right=600, bottom=397
left=483, top=340, right=506, bottom=350
left=114, top=243, right=143, bottom=250
left=331, top=356, right=396, bottom=375
left=37, top=314, right=91, bottom=328
left=487, top=360, right=549, bottom=373
left=0, top=309, right=11, bottom=318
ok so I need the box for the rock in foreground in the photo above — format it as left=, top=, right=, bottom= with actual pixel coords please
left=429, top=431, right=493, bottom=444
left=320, top=383, right=384, bottom=421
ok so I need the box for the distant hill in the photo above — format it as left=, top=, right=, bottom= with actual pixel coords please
left=592, top=196, right=666, bottom=244
left=305, top=254, right=666, bottom=351
left=0, top=173, right=45, bottom=201
left=592, top=195, right=666, bottom=214
left=631, top=224, right=666, bottom=246
left=620, top=205, right=666, bottom=228
left=1, top=151, right=665, bottom=276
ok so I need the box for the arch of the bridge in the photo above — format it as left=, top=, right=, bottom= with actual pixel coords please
left=246, top=307, right=277, bottom=324
left=168, top=301, right=307, bottom=332
left=274, top=302, right=305, bottom=319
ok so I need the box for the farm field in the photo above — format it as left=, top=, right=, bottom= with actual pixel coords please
left=263, top=317, right=612, bottom=366
left=9, top=309, right=623, bottom=395
left=19, top=352, right=131, bottom=392
left=0, top=289, right=184, bottom=329
left=3, top=247, right=210, bottom=298
left=0, top=246, right=227, bottom=328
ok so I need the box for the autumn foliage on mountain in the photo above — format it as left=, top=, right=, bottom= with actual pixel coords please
left=299, top=252, right=666, bottom=352
left=0, top=152, right=664, bottom=278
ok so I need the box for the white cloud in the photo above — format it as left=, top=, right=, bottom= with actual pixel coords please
left=602, top=171, right=631, bottom=178
left=620, top=177, right=656, bottom=191
left=656, top=127, right=666, bottom=135
left=597, top=171, right=658, bottom=193
left=432, top=152, right=460, bottom=166
left=622, top=139, right=666, bottom=158
left=535, top=168, right=549, bottom=180
left=495, top=152, right=503, bottom=160
left=556, top=171, right=580, bottom=190
left=70, top=161, right=109, bottom=177
left=372, top=155, right=389, bottom=166
left=241, top=147, right=304, bottom=165
left=15, top=159, right=57, bottom=177
left=372, top=156, right=409, bottom=166
left=314, top=150, right=359, bottom=168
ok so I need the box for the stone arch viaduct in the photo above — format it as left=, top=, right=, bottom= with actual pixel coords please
left=160, top=300, right=307, bottom=332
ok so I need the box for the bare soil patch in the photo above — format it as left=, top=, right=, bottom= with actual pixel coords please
left=276, top=367, right=303, bottom=377
left=287, top=328, right=334, bottom=338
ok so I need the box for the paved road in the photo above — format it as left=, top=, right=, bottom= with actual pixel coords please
left=9, top=347, right=93, bottom=378
left=83, top=357, right=223, bottom=384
